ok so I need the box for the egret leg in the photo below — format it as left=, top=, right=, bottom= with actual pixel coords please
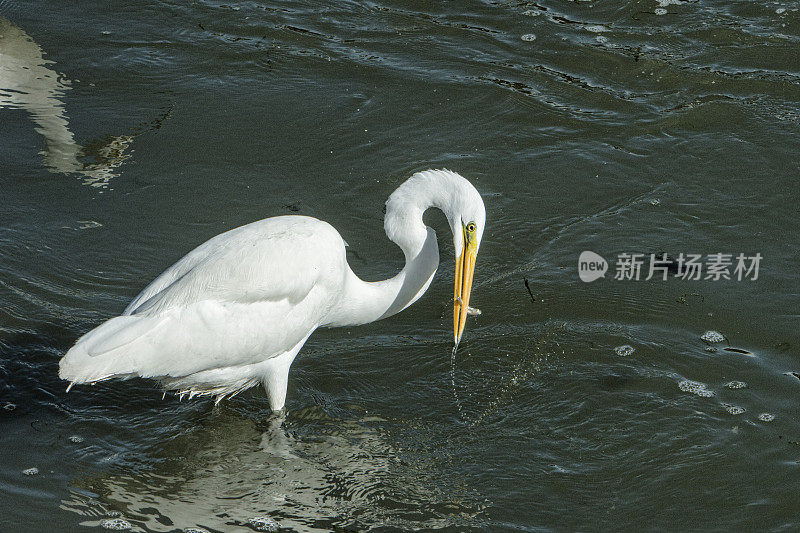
left=262, top=349, right=298, bottom=412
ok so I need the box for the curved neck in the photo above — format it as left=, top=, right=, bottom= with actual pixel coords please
left=322, top=177, right=450, bottom=327
left=323, top=225, right=439, bottom=328
left=320, top=169, right=483, bottom=329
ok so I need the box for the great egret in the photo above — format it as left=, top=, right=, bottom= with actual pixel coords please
left=59, top=169, right=486, bottom=410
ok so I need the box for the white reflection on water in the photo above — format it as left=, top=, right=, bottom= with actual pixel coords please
left=0, top=17, right=130, bottom=186
left=61, top=405, right=483, bottom=532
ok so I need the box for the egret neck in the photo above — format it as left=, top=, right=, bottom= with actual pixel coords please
left=323, top=169, right=484, bottom=339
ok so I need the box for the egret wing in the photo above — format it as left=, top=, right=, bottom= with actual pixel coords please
left=61, top=216, right=346, bottom=384
left=125, top=216, right=340, bottom=316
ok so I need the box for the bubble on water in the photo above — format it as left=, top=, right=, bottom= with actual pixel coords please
left=614, top=344, right=635, bottom=356
left=106, top=511, right=122, bottom=518
left=655, top=8, right=668, bottom=15
left=249, top=517, right=278, bottom=531
left=726, top=380, right=746, bottom=389
left=521, top=34, right=537, bottom=42
left=69, top=435, right=84, bottom=443
left=522, top=9, right=541, bottom=16
left=22, top=467, right=39, bottom=476
left=758, top=413, right=775, bottom=422
left=3, top=402, right=16, bottom=411
left=679, top=380, right=714, bottom=397
left=101, top=518, right=132, bottom=530
left=595, top=35, right=609, bottom=43
left=725, top=405, right=745, bottom=415
left=776, top=7, right=786, bottom=14
left=701, top=330, right=725, bottom=343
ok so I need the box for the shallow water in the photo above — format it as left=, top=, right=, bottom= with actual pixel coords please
left=2, top=0, right=799, bottom=531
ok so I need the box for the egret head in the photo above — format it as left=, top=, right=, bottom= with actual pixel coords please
left=448, top=177, right=486, bottom=349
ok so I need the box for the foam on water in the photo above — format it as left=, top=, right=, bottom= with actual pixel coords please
left=700, top=331, right=725, bottom=343
left=249, top=517, right=279, bottom=531
left=100, top=518, right=132, bottom=530
left=758, top=413, right=775, bottom=422
left=614, top=345, right=635, bottom=356
left=726, top=381, right=747, bottom=389
left=678, top=380, right=714, bottom=397
left=22, top=467, right=39, bottom=475
left=725, top=405, right=745, bottom=415
left=521, top=34, right=537, bottom=42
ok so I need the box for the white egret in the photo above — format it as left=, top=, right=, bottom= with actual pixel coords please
left=59, top=169, right=486, bottom=410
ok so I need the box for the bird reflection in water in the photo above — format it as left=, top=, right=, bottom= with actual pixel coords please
left=0, top=17, right=132, bottom=187
left=60, top=405, right=484, bottom=531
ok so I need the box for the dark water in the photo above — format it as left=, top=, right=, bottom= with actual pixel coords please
left=2, top=0, right=799, bottom=531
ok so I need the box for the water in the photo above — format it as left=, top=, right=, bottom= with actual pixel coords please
left=1, top=0, right=799, bottom=530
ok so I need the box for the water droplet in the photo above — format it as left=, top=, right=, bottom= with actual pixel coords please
left=22, top=467, right=39, bottom=476
left=726, top=381, right=747, bottom=389
left=101, top=518, right=132, bottom=530
left=654, top=8, right=668, bottom=15
left=700, top=330, right=725, bottom=343
left=614, top=345, right=635, bottom=356
left=521, top=34, right=537, bottom=42
left=69, top=435, right=84, bottom=443
left=758, top=413, right=775, bottom=422
left=679, top=380, right=714, bottom=397
left=725, top=405, right=745, bottom=415
left=249, top=517, right=278, bottom=532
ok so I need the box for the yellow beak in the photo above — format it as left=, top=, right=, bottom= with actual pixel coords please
left=453, top=227, right=478, bottom=348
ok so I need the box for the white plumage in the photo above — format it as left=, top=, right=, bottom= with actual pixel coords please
left=60, top=169, right=486, bottom=410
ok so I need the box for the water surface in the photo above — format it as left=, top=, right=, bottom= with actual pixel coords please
left=1, top=0, right=799, bottom=531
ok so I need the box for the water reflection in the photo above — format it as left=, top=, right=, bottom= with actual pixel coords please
left=0, top=17, right=131, bottom=186
left=61, top=404, right=483, bottom=532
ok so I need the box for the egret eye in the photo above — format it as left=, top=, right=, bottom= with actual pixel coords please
left=466, top=222, right=477, bottom=233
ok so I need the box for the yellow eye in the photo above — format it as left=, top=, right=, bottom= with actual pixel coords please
left=466, top=222, right=477, bottom=233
